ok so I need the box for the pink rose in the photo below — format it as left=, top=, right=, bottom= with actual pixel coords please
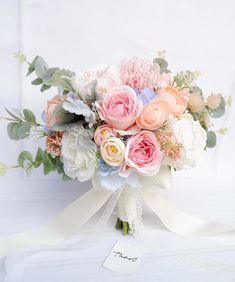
left=136, top=98, right=169, bottom=130
left=158, top=86, right=188, bottom=117
left=94, top=124, right=116, bottom=146
left=45, top=95, right=65, bottom=128
left=122, top=130, right=163, bottom=176
left=96, top=86, right=143, bottom=130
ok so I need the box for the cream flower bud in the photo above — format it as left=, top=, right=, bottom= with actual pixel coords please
left=207, top=94, right=222, bottom=110
left=100, top=137, right=125, bottom=167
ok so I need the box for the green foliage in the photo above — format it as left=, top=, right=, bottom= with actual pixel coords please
left=15, top=148, right=70, bottom=179
left=0, top=162, right=8, bottom=176
left=17, top=151, right=33, bottom=166
left=27, top=56, right=76, bottom=95
left=206, top=131, right=217, bottom=148
left=174, top=70, right=201, bottom=88
left=189, top=86, right=203, bottom=97
left=23, top=109, right=36, bottom=124
left=153, top=57, right=170, bottom=73
left=5, top=108, right=39, bottom=140
left=7, top=122, right=31, bottom=140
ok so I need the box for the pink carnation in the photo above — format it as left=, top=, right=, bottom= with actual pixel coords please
left=120, top=57, right=160, bottom=91
left=121, top=130, right=163, bottom=176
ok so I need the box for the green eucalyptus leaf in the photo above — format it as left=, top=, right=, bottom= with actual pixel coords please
left=16, top=122, right=31, bottom=138
left=153, top=58, right=168, bottom=73
left=51, top=69, right=75, bottom=91
left=206, top=131, right=217, bottom=148
left=17, top=151, right=33, bottom=167
left=34, top=148, right=44, bottom=168
left=41, top=67, right=60, bottom=85
left=40, top=84, right=51, bottom=92
left=27, top=56, right=38, bottom=76
left=23, top=159, right=34, bottom=177
left=7, top=122, right=21, bottom=140
left=31, top=78, right=43, bottom=85
left=189, top=86, right=203, bottom=97
left=34, top=56, right=48, bottom=78
left=55, top=157, right=64, bottom=174
left=23, top=109, right=36, bottom=124
left=42, top=152, right=54, bottom=175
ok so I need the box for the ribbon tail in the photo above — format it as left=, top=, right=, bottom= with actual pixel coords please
left=140, top=185, right=235, bottom=236
left=0, top=188, right=112, bottom=256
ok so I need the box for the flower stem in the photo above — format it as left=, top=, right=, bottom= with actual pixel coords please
left=115, top=218, right=130, bottom=236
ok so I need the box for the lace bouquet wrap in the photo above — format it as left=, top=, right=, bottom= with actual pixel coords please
left=0, top=52, right=234, bottom=256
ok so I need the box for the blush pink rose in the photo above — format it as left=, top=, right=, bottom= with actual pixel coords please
left=45, top=95, right=65, bottom=128
left=157, top=86, right=188, bottom=117
left=96, top=86, right=143, bottom=130
left=122, top=130, right=163, bottom=176
left=136, top=98, right=169, bottom=130
left=94, top=124, right=116, bottom=146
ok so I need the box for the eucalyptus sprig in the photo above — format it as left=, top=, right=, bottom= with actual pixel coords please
left=15, top=148, right=71, bottom=180
left=2, top=108, right=41, bottom=141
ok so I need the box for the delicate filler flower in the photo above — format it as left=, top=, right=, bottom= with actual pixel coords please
left=46, top=132, right=64, bottom=157
left=136, top=98, right=169, bottom=130
left=122, top=130, right=163, bottom=176
left=45, top=95, right=65, bottom=128
left=61, top=125, right=97, bottom=181
left=96, top=85, right=143, bottom=130
left=100, top=137, right=125, bottom=167
left=156, top=129, right=182, bottom=161
left=207, top=94, right=222, bottom=110
left=120, top=57, right=160, bottom=91
left=158, top=86, right=188, bottom=117
left=94, top=124, right=116, bottom=146
left=188, top=92, right=205, bottom=113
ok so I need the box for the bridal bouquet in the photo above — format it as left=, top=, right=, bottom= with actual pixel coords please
left=0, top=52, right=230, bottom=238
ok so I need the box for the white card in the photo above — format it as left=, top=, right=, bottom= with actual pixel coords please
left=103, top=240, right=143, bottom=275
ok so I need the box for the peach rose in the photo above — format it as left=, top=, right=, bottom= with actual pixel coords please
left=100, top=137, right=125, bottom=166
left=94, top=124, right=116, bottom=146
left=158, top=86, right=188, bottom=117
left=45, top=95, right=65, bottom=128
left=136, top=98, right=169, bottom=130
left=95, top=86, right=143, bottom=130
left=122, top=130, right=163, bottom=176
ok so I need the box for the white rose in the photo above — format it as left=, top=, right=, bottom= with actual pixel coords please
left=100, top=137, right=125, bottom=167
left=168, top=114, right=207, bottom=169
left=61, top=125, right=97, bottom=181
left=76, top=64, right=121, bottom=97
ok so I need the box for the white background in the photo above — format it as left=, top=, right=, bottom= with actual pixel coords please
left=0, top=0, right=235, bottom=281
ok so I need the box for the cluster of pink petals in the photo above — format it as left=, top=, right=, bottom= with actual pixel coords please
left=120, top=57, right=161, bottom=91
left=121, top=130, right=163, bottom=177
left=96, top=85, right=143, bottom=130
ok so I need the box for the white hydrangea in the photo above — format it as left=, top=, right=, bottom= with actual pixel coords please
left=61, top=124, right=97, bottom=181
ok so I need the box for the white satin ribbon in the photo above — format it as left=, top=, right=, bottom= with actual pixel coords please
left=0, top=187, right=112, bottom=256
left=140, top=185, right=235, bottom=236
left=0, top=180, right=234, bottom=257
